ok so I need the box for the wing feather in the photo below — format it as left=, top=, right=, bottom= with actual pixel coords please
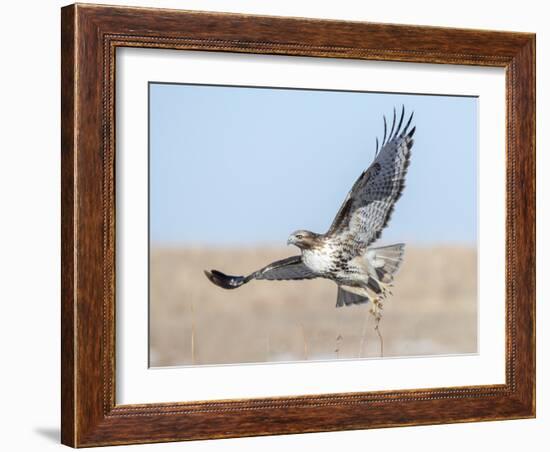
left=327, top=107, right=415, bottom=251
left=253, top=256, right=317, bottom=281
left=204, top=256, right=317, bottom=289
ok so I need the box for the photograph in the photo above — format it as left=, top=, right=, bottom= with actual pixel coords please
left=148, top=83, right=478, bottom=367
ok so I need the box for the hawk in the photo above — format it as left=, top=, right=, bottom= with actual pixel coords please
left=205, top=107, right=415, bottom=314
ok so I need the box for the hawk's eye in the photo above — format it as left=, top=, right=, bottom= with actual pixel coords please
left=296, top=234, right=303, bottom=240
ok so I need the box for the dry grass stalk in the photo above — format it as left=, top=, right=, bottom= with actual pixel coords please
left=375, top=321, right=384, bottom=358
left=335, top=334, right=343, bottom=359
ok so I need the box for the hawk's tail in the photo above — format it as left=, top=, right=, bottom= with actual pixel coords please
left=362, top=243, right=405, bottom=318
left=366, top=243, right=405, bottom=287
left=336, top=244, right=405, bottom=309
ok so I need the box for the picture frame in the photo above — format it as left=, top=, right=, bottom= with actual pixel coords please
left=61, top=3, right=535, bottom=447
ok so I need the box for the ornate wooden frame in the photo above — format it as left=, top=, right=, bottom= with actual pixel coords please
left=61, top=3, right=535, bottom=447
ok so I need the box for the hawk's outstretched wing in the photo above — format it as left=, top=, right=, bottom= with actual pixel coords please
left=327, top=106, right=415, bottom=252
left=204, top=255, right=318, bottom=289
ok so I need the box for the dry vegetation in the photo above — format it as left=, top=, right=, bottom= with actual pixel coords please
left=149, top=246, right=477, bottom=367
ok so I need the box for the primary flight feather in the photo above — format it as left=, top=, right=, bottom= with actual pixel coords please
left=205, top=107, right=415, bottom=312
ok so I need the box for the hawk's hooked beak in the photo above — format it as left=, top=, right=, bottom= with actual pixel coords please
left=287, top=236, right=295, bottom=246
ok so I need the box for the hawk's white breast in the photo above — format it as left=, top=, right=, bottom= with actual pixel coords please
left=301, top=244, right=336, bottom=274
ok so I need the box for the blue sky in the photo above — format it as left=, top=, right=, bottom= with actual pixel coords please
left=149, top=83, right=477, bottom=246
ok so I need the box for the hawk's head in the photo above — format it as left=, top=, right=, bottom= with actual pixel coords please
left=287, top=230, right=322, bottom=250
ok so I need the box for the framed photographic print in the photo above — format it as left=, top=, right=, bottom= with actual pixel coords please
left=61, top=3, right=535, bottom=447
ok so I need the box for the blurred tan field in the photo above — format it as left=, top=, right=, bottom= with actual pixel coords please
left=149, top=246, right=477, bottom=367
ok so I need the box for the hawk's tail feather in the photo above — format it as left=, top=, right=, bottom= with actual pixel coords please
left=366, top=243, right=405, bottom=285
left=204, top=269, right=251, bottom=289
